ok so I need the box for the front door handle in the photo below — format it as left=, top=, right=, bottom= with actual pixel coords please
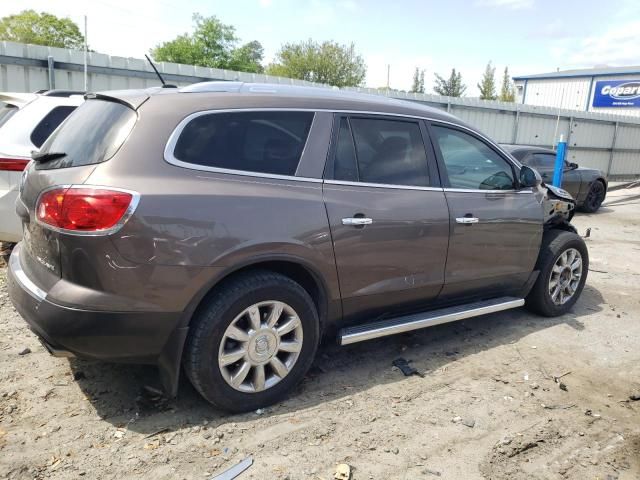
left=456, top=216, right=479, bottom=224
left=342, top=217, right=373, bottom=226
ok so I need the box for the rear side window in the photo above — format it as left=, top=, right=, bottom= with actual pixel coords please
left=333, top=116, right=430, bottom=187
left=172, top=111, right=314, bottom=176
left=30, top=105, right=76, bottom=148
left=37, top=100, right=136, bottom=170
left=529, top=153, right=557, bottom=168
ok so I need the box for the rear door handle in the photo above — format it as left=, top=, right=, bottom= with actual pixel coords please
left=456, top=216, right=479, bottom=224
left=342, top=217, right=373, bottom=226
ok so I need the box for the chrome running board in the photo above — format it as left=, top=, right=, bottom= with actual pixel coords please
left=338, top=296, right=524, bottom=346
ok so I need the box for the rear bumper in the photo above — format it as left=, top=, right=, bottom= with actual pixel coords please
left=7, top=243, right=184, bottom=364
left=0, top=188, right=21, bottom=242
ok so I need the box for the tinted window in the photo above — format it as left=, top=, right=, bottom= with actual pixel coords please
left=338, top=117, right=429, bottom=187
left=432, top=125, right=514, bottom=190
left=529, top=153, right=557, bottom=169
left=30, top=105, right=76, bottom=148
left=173, top=111, right=314, bottom=176
left=37, top=100, right=136, bottom=170
left=0, top=104, right=18, bottom=129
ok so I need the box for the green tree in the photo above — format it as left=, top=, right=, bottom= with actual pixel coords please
left=433, top=69, right=466, bottom=97
left=499, top=66, right=516, bottom=102
left=152, top=14, right=263, bottom=73
left=478, top=61, right=497, bottom=100
left=0, top=9, right=85, bottom=49
left=266, top=40, right=366, bottom=87
left=410, top=67, right=425, bottom=93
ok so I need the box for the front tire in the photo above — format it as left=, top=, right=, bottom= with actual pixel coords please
left=183, top=271, right=320, bottom=413
left=580, top=180, right=606, bottom=213
left=525, top=230, right=589, bottom=317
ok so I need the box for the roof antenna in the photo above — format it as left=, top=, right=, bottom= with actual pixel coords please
left=145, top=54, right=177, bottom=88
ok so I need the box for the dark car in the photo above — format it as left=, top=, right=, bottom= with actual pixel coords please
left=8, top=82, right=588, bottom=412
left=500, top=144, right=608, bottom=213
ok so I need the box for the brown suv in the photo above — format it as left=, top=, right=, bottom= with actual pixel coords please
left=7, top=82, right=588, bottom=412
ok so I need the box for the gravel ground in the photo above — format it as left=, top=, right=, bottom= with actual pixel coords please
left=1, top=186, right=639, bottom=480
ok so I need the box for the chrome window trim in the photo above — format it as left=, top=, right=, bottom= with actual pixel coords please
left=9, top=246, right=47, bottom=301
left=34, top=184, right=141, bottom=237
left=325, top=179, right=443, bottom=192
left=443, top=187, right=533, bottom=194
left=163, top=107, right=520, bottom=186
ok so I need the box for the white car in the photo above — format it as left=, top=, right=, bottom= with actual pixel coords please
left=0, top=91, right=84, bottom=245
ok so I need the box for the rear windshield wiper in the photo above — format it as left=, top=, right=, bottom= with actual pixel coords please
left=31, top=151, right=67, bottom=163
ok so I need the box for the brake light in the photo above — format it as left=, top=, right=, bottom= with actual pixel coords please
left=36, top=187, right=137, bottom=233
left=0, top=157, right=30, bottom=171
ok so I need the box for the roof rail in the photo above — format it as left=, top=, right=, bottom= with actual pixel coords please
left=39, top=90, right=86, bottom=98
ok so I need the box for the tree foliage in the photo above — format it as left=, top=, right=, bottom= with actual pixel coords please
left=499, top=66, right=516, bottom=102
left=152, top=14, right=264, bottom=73
left=266, top=40, right=366, bottom=87
left=478, top=61, right=497, bottom=100
left=410, top=67, right=425, bottom=94
left=433, top=69, right=466, bottom=97
left=0, top=10, right=85, bottom=49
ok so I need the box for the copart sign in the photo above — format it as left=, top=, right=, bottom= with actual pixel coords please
left=593, top=80, right=640, bottom=107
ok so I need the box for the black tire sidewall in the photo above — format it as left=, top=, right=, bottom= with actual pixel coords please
left=186, top=275, right=319, bottom=412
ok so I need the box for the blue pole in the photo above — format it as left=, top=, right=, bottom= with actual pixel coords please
left=553, top=136, right=567, bottom=187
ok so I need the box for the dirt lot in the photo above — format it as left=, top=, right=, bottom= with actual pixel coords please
left=1, top=186, right=639, bottom=480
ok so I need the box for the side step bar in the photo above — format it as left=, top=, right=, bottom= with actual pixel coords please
left=338, top=296, right=524, bottom=346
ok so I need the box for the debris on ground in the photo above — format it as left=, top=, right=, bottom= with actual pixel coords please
left=423, top=468, right=441, bottom=476
left=18, top=347, right=31, bottom=356
left=334, top=463, right=351, bottom=480
left=461, top=418, right=476, bottom=428
left=559, top=382, right=568, bottom=392
left=135, top=385, right=170, bottom=411
left=392, top=357, right=423, bottom=377
left=542, top=404, right=576, bottom=410
left=210, top=456, right=253, bottom=479
left=629, top=393, right=640, bottom=401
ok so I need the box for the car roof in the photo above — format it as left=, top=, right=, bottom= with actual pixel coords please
left=95, top=81, right=464, bottom=125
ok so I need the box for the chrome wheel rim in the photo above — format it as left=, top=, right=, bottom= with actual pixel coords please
left=548, top=248, right=583, bottom=305
left=218, top=301, right=303, bottom=393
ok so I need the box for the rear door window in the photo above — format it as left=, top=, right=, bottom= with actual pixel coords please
left=332, top=116, right=431, bottom=187
left=432, top=125, right=515, bottom=190
left=172, top=111, right=314, bottom=176
left=30, top=105, right=76, bottom=148
left=36, top=100, right=137, bottom=170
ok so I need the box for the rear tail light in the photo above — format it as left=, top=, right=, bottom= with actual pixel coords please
left=0, top=157, right=30, bottom=171
left=36, top=186, right=139, bottom=234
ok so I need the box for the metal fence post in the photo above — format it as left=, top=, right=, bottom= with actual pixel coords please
left=47, top=55, right=55, bottom=90
left=512, top=107, right=520, bottom=144
left=607, top=122, right=619, bottom=176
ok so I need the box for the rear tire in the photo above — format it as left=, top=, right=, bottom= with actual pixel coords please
left=183, top=271, right=319, bottom=413
left=580, top=180, right=606, bottom=213
left=525, top=230, right=589, bottom=317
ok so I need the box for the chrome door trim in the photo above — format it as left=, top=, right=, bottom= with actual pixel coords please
left=443, top=187, right=534, bottom=194
left=325, top=179, right=444, bottom=192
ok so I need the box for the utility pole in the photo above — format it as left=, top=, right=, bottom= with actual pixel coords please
left=386, top=64, right=390, bottom=91
left=83, top=15, right=88, bottom=92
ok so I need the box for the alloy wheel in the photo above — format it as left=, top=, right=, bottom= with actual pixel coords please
left=548, top=248, right=583, bottom=305
left=218, top=301, right=304, bottom=393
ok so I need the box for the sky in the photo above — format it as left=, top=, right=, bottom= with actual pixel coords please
left=4, top=0, right=640, bottom=95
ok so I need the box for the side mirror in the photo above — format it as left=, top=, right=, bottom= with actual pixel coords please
left=519, top=165, right=542, bottom=188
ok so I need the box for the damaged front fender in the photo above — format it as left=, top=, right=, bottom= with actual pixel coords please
left=535, top=183, right=577, bottom=233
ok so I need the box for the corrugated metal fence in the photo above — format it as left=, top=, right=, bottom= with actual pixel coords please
left=2, top=41, right=640, bottom=179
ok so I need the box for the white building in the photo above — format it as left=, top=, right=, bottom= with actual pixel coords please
left=513, top=66, right=640, bottom=118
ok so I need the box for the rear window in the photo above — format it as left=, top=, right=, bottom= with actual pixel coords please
left=36, top=100, right=136, bottom=170
left=30, top=105, right=76, bottom=148
left=0, top=103, right=18, bottom=129
left=172, top=111, right=314, bottom=176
